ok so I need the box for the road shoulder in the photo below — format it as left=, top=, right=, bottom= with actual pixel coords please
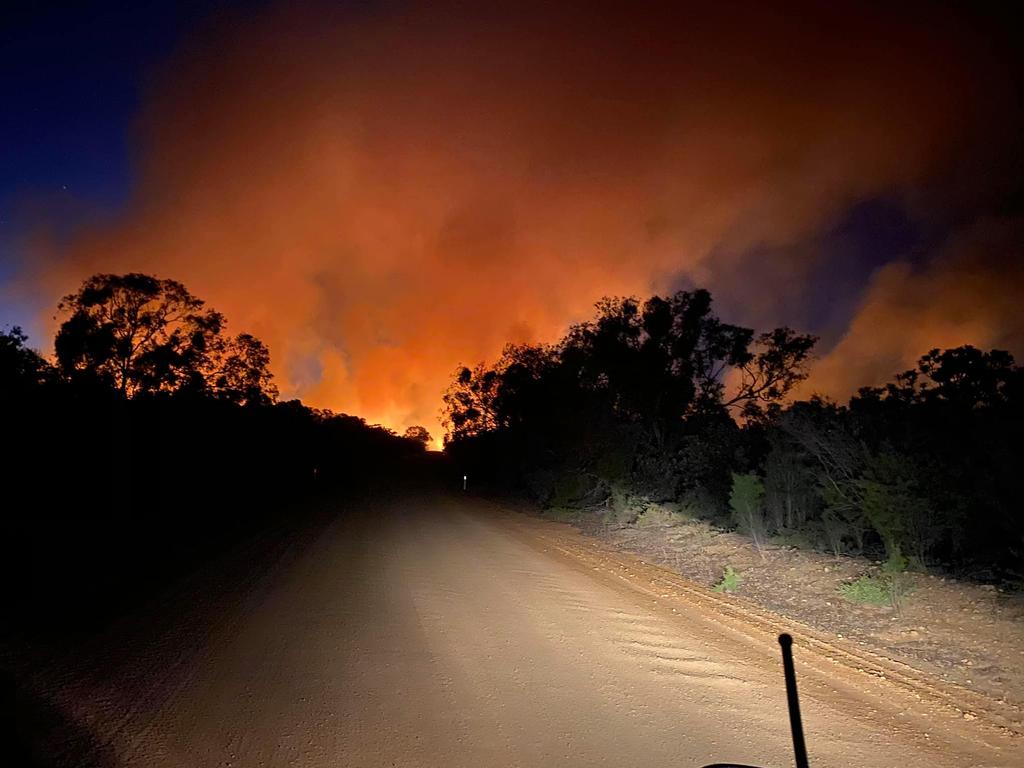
left=472, top=494, right=1023, bottom=760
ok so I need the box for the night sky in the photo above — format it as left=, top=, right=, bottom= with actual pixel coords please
left=2, top=0, right=265, bottom=317
left=2, top=1, right=1022, bottom=438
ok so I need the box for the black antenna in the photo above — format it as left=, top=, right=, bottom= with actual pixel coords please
left=778, top=633, right=810, bottom=768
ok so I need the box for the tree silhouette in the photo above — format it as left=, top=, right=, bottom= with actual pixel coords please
left=208, top=333, right=278, bottom=405
left=872, top=346, right=1018, bottom=407
left=444, top=290, right=816, bottom=450
left=55, top=273, right=275, bottom=403
left=442, top=363, right=503, bottom=441
left=1, top=326, right=54, bottom=394
left=403, top=425, right=433, bottom=446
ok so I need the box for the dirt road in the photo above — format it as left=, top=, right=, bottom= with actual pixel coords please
left=13, top=494, right=1020, bottom=767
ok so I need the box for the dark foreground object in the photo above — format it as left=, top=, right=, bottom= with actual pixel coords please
left=779, top=633, right=810, bottom=768
left=703, top=633, right=811, bottom=768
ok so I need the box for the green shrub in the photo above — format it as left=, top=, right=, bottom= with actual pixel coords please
left=713, top=565, right=742, bottom=593
left=606, top=484, right=643, bottom=527
left=881, top=556, right=914, bottom=610
left=731, top=472, right=768, bottom=559
left=549, top=471, right=593, bottom=508
left=840, top=558, right=915, bottom=609
left=543, top=506, right=581, bottom=523
left=678, top=488, right=726, bottom=524
left=839, top=575, right=891, bottom=606
left=635, top=503, right=683, bottom=528
left=524, top=468, right=556, bottom=502
left=769, top=527, right=821, bottom=551
left=593, top=444, right=634, bottom=484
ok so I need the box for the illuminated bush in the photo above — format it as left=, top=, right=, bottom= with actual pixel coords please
left=713, top=565, right=742, bottom=593
left=839, top=575, right=891, bottom=606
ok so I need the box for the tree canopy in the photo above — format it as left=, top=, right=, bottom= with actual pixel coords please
left=445, top=290, right=815, bottom=446
left=1, top=326, right=54, bottom=394
left=55, top=273, right=277, bottom=404
left=404, top=425, right=433, bottom=446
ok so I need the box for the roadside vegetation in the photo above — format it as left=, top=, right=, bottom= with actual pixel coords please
left=713, top=565, right=742, bottom=593
left=444, top=288, right=1024, bottom=587
left=1, top=273, right=434, bottom=633
left=839, top=575, right=896, bottom=607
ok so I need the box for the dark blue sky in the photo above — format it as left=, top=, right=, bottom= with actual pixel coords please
left=4, top=3, right=213, bottom=210
left=0, top=1, right=262, bottom=327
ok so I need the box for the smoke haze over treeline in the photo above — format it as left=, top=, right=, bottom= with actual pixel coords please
left=5, top=1, right=1022, bottom=439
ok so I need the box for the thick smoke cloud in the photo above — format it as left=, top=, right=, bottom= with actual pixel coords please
left=14, top=2, right=1023, bottom=438
left=808, top=219, right=1024, bottom=398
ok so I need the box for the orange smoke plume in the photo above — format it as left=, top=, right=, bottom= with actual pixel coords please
left=13, top=2, right=1021, bottom=437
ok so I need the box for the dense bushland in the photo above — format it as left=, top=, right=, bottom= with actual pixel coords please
left=1, top=274, right=434, bottom=632
left=444, top=290, right=1024, bottom=582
